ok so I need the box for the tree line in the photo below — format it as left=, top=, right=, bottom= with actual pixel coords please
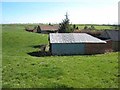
left=58, top=13, right=119, bottom=33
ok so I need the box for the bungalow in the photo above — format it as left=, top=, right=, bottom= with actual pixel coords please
left=99, top=30, right=120, bottom=51
left=49, top=33, right=112, bottom=55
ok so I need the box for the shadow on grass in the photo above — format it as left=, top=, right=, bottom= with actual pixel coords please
left=28, top=44, right=51, bottom=57
left=27, top=51, right=51, bottom=57
left=27, top=51, right=92, bottom=57
left=32, top=44, right=46, bottom=48
left=43, top=82, right=74, bottom=89
left=51, top=84, right=74, bottom=89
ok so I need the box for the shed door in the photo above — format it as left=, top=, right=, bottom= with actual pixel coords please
left=52, top=43, right=85, bottom=55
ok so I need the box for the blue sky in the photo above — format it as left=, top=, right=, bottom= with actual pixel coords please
left=1, top=0, right=119, bottom=24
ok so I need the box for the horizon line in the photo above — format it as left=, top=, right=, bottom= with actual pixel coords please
left=1, top=23, right=119, bottom=25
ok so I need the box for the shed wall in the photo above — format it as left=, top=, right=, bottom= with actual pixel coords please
left=112, top=41, right=120, bottom=51
left=85, top=40, right=112, bottom=54
left=51, top=43, right=85, bottom=55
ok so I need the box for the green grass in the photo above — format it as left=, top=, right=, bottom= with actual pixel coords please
left=75, top=25, right=113, bottom=30
left=2, top=24, right=119, bottom=88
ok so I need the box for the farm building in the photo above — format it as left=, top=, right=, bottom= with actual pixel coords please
left=25, top=26, right=37, bottom=32
left=25, top=26, right=40, bottom=33
left=49, top=33, right=112, bottom=55
left=37, top=25, right=59, bottom=34
left=99, top=30, right=120, bottom=51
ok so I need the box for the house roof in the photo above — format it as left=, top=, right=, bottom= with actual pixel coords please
left=40, top=25, right=59, bottom=31
left=100, top=30, right=120, bottom=41
left=50, top=33, right=106, bottom=43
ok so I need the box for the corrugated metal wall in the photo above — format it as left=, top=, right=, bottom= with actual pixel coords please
left=51, top=43, right=85, bottom=55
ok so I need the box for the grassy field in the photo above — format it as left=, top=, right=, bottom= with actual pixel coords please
left=75, top=24, right=118, bottom=30
left=4, top=24, right=118, bottom=31
left=2, top=24, right=119, bottom=88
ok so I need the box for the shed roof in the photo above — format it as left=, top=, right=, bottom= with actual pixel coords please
left=50, top=33, right=106, bottom=43
left=103, top=30, right=120, bottom=41
left=40, top=25, right=59, bottom=31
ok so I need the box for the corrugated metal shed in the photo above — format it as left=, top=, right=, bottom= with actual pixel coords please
left=100, top=30, right=120, bottom=41
left=105, top=30, right=120, bottom=41
left=50, top=33, right=106, bottom=43
left=100, top=30, right=120, bottom=51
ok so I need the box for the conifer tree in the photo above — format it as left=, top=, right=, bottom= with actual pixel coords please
left=58, top=12, right=73, bottom=33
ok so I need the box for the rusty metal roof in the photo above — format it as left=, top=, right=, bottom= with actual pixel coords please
left=50, top=33, right=106, bottom=43
left=40, top=25, right=59, bottom=31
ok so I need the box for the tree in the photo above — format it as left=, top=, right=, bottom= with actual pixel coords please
left=49, top=22, right=53, bottom=26
left=73, top=24, right=76, bottom=29
left=90, top=25, right=95, bottom=30
left=49, top=23, right=51, bottom=25
left=84, top=25, right=88, bottom=30
left=58, top=12, right=73, bottom=33
left=76, top=26, right=79, bottom=29
left=112, top=25, right=119, bottom=30
left=119, top=25, right=120, bottom=30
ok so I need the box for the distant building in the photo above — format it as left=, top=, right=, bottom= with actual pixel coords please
left=37, top=25, right=59, bottom=34
left=100, top=30, right=120, bottom=51
left=25, top=25, right=59, bottom=34
left=49, top=33, right=112, bottom=55
left=25, top=26, right=37, bottom=32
